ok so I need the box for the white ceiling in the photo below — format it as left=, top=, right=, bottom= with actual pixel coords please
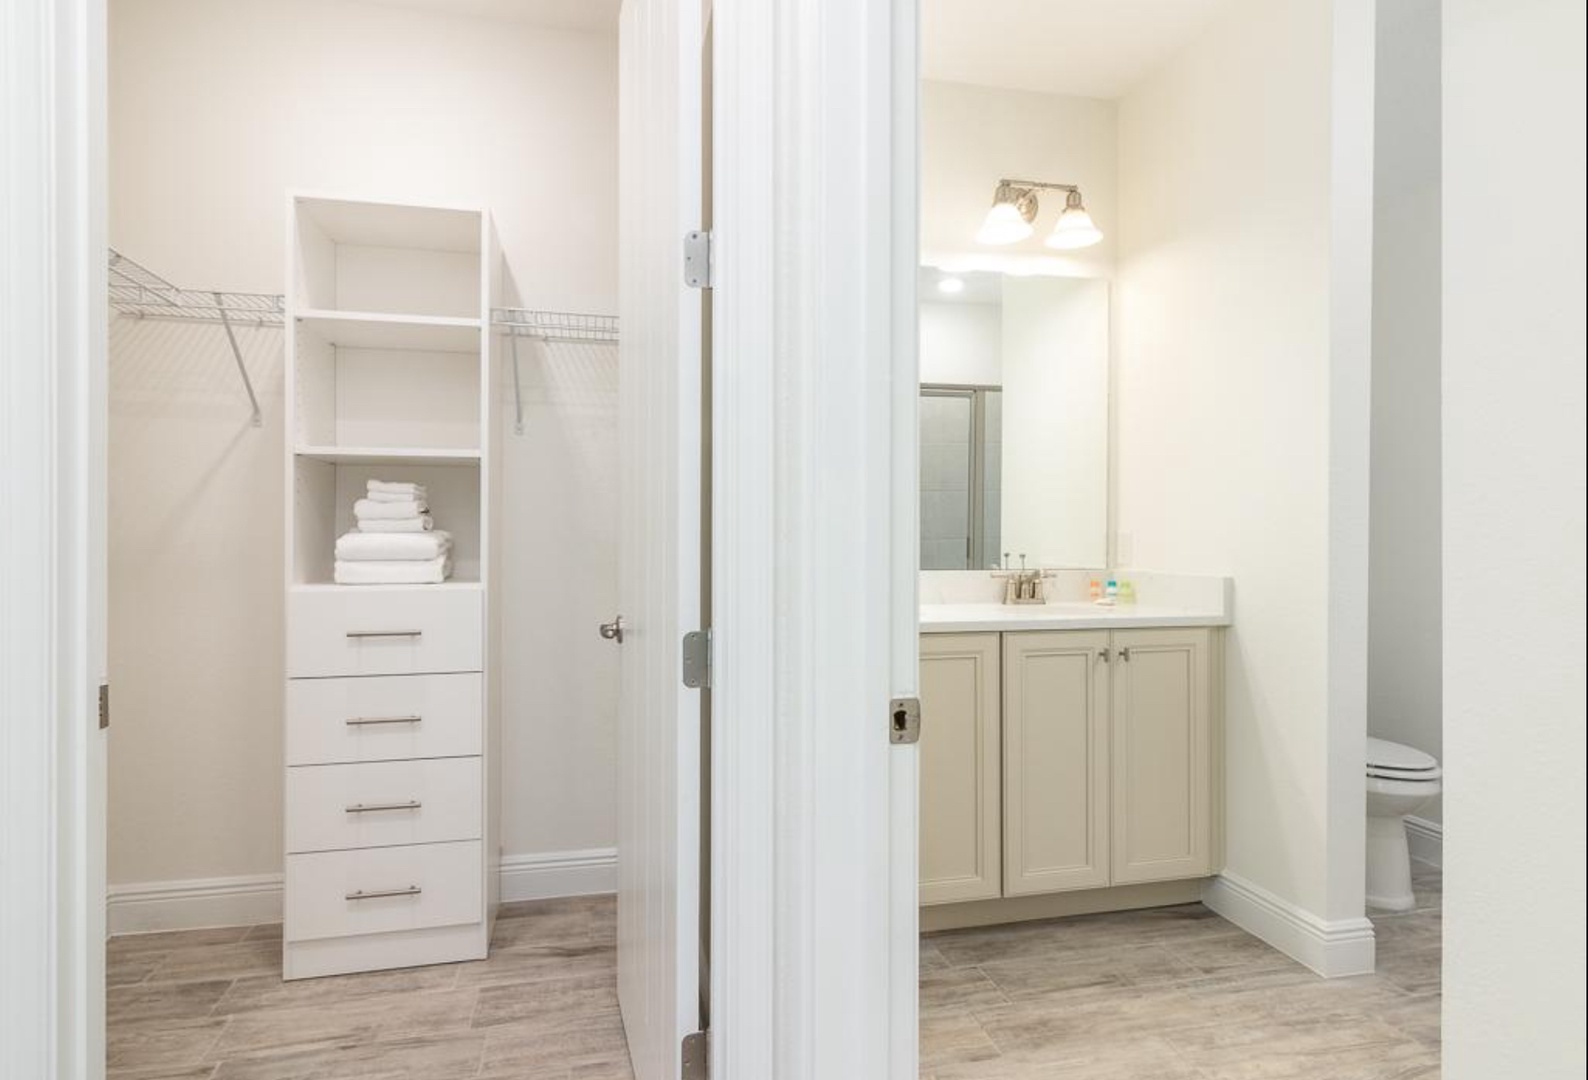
left=923, top=0, right=1238, bottom=99
left=365, top=0, right=620, bottom=33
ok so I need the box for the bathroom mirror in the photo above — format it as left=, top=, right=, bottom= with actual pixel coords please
left=919, top=268, right=1109, bottom=570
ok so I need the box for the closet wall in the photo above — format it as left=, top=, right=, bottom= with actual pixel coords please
left=108, top=0, right=621, bottom=914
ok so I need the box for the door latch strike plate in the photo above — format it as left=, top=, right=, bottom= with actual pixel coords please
left=890, top=696, right=921, bottom=745
left=684, top=230, right=714, bottom=289
left=681, top=1030, right=709, bottom=1080
left=99, top=682, right=110, bottom=730
left=682, top=630, right=711, bottom=689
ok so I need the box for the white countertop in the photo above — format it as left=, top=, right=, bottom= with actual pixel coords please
left=920, top=601, right=1232, bottom=633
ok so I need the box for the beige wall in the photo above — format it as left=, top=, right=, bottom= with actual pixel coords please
left=922, top=79, right=1116, bottom=279
left=1442, top=0, right=1586, bottom=1074
left=108, top=0, right=620, bottom=886
left=1115, top=0, right=1371, bottom=922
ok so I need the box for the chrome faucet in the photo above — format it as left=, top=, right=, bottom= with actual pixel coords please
left=992, top=553, right=1056, bottom=605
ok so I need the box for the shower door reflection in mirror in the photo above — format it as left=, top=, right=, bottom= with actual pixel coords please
left=920, top=385, right=1002, bottom=570
left=919, top=269, right=1108, bottom=569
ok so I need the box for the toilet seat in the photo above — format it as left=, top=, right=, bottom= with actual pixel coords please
left=1366, top=736, right=1442, bottom=782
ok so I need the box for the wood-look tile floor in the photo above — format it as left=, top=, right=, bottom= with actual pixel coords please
left=919, top=865, right=1442, bottom=1080
left=107, top=867, right=1440, bottom=1080
left=106, top=896, right=632, bottom=1080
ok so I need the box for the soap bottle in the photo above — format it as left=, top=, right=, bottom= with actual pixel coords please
left=1103, top=578, right=1119, bottom=606
left=1120, top=579, right=1137, bottom=605
left=1088, top=578, right=1103, bottom=602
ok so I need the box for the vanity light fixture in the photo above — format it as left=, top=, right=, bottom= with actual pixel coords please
left=937, top=276, right=966, bottom=295
left=976, top=178, right=1104, bottom=250
left=1046, top=189, right=1104, bottom=250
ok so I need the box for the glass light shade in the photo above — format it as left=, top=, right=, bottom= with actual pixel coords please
left=1045, top=206, right=1103, bottom=249
left=976, top=202, right=1035, bottom=245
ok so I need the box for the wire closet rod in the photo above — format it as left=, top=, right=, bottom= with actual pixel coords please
left=108, top=248, right=279, bottom=427
left=493, top=308, right=620, bottom=435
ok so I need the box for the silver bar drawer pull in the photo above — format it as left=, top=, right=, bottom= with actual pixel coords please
left=344, top=801, right=422, bottom=814
left=344, top=715, right=422, bottom=727
left=345, top=629, right=423, bottom=640
left=345, top=886, right=422, bottom=901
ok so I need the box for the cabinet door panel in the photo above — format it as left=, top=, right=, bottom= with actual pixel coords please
left=1112, top=629, right=1212, bottom=883
left=919, top=634, right=1002, bottom=905
left=1003, top=631, right=1110, bottom=895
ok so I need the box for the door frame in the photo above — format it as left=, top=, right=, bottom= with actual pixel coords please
left=711, top=0, right=919, bottom=1075
left=0, top=0, right=108, bottom=1076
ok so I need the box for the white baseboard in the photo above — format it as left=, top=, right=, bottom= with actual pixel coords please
left=108, top=873, right=283, bottom=936
left=108, top=847, right=618, bottom=936
left=499, top=847, right=618, bottom=903
left=1203, top=872, right=1376, bottom=978
left=1404, top=815, right=1443, bottom=869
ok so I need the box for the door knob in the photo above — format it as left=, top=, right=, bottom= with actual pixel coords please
left=599, top=616, right=625, bottom=643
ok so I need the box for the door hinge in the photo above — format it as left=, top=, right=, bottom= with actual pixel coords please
left=681, top=1029, right=710, bottom=1080
left=682, top=629, right=712, bottom=689
left=99, top=682, right=110, bottom=730
left=684, top=230, right=714, bottom=289
left=889, top=696, right=921, bottom=745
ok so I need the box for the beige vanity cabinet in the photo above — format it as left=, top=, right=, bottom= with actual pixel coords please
left=918, top=625, right=1218, bottom=908
left=1109, top=628, right=1214, bottom=884
left=1002, top=630, right=1111, bottom=895
left=918, top=634, right=1003, bottom=905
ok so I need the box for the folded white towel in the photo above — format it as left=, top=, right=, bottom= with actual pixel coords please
left=334, top=555, right=453, bottom=585
left=354, top=497, right=427, bottom=520
left=365, top=488, right=427, bottom=504
left=356, top=515, right=434, bottom=533
left=367, top=480, right=427, bottom=497
left=335, top=530, right=452, bottom=562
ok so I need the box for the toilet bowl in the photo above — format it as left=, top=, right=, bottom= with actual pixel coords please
left=1364, top=736, right=1441, bottom=911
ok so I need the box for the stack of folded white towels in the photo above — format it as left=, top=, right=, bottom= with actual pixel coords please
left=333, top=480, right=453, bottom=585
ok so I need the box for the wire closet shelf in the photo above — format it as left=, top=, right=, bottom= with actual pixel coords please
left=109, top=248, right=285, bottom=327
left=107, top=249, right=620, bottom=435
left=108, top=248, right=279, bottom=426
left=492, top=308, right=620, bottom=344
left=493, top=308, right=620, bottom=435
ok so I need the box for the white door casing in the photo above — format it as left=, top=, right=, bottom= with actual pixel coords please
left=617, top=1, right=705, bottom=1078
left=1, top=0, right=109, bottom=1078
left=710, top=0, right=919, bottom=1076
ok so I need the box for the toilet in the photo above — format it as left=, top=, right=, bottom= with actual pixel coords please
left=1365, top=736, right=1442, bottom=911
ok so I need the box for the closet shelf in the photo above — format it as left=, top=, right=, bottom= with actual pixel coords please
left=492, top=308, right=619, bottom=344
left=108, top=248, right=281, bottom=427
left=294, top=445, right=483, bottom=466
left=296, top=310, right=482, bottom=352
left=492, top=308, right=620, bottom=435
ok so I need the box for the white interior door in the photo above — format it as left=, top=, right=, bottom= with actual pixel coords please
left=616, top=2, right=705, bottom=1078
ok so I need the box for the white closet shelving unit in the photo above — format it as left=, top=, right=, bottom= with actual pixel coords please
left=282, top=193, right=502, bottom=980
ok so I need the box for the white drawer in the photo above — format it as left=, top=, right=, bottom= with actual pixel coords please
left=285, top=840, right=482, bottom=943
left=288, top=586, right=483, bottom=677
left=286, top=673, right=482, bottom=765
left=286, top=757, right=481, bottom=854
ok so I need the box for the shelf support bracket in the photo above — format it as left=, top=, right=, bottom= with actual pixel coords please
left=214, top=291, right=263, bottom=427
left=508, top=329, right=526, bottom=435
